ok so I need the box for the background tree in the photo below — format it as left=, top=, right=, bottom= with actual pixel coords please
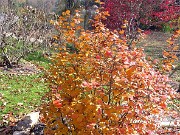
left=0, top=6, right=53, bottom=68
left=102, top=0, right=180, bottom=29
left=101, top=0, right=180, bottom=48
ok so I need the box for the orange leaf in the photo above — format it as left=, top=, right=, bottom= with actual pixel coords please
left=175, top=29, right=180, bottom=35
left=103, top=96, right=109, bottom=102
left=172, top=46, right=179, bottom=51
left=151, top=109, right=159, bottom=114
left=70, top=22, right=75, bottom=27
left=163, top=51, right=170, bottom=57
left=66, top=10, right=70, bottom=15
left=166, top=40, right=173, bottom=45
left=126, top=65, right=136, bottom=78
left=171, top=55, right=178, bottom=60
left=119, top=30, right=125, bottom=35
left=159, top=102, right=167, bottom=109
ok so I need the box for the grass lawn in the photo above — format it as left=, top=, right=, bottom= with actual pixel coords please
left=0, top=74, right=48, bottom=115
left=138, top=31, right=180, bottom=81
left=0, top=52, right=50, bottom=123
left=138, top=31, right=180, bottom=111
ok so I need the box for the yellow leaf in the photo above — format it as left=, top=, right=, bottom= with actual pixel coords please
left=62, top=12, right=66, bottom=16
left=124, top=20, right=128, bottom=24
left=61, top=59, right=68, bottom=62
left=53, top=36, right=58, bottom=40
left=95, top=0, right=100, bottom=3
left=86, top=51, right=90, bottom=57
left=121, top=25, right=126, bottom=29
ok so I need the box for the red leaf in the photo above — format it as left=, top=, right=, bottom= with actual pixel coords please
left=53, top=100, right=62, bottom=108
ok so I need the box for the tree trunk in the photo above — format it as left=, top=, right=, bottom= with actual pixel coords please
left=177, top=84, right=180, bottom=93
left=8, top=0, right=13, bottom=8
left=2, top=55, right=12, bottom=68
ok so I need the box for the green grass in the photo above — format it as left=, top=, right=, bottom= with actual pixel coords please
left=0, top=51, right=51, bottom=121
left=162, top=23, right=174, bottom=33
left=0, top=74, right=48, bottom=116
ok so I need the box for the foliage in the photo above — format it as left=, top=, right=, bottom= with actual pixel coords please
left=41, top=10, right=178, bottom=134
left=161, top=20, right=179, bottom=32
left=54, top=0, right=99, bottom=15
left=102, top=0, right=180, bottom=30
left=162, top=23, right=173, bottom=32
left=54, top=0, right=100, bottom=31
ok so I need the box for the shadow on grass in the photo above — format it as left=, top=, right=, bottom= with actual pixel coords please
left=25, top=52, right=51, bottom=63
left=24, top=51, right=51, bottom=69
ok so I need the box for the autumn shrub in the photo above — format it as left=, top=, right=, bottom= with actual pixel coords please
left=41, top=10, right=178, bottom=134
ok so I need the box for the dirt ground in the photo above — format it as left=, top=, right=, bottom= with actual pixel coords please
left=0, top=61, right=40, bottom=76
left=138, top=31, right=180, bottom=90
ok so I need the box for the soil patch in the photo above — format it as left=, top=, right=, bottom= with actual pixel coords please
left=0, top=61, right=41, bottom=76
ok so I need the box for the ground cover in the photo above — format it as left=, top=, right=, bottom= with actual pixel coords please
left=0, top=52, right=50, bottom=125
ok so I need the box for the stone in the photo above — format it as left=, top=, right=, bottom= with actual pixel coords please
left=13, top=130, right=30, bottom=135
left=26, top=112, right=40, bottom=128
left=30, top=123, right=45, bottom=135
left=160, top=121, right=175, bottom=127
left=13, top=112, right=40, bottom=131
